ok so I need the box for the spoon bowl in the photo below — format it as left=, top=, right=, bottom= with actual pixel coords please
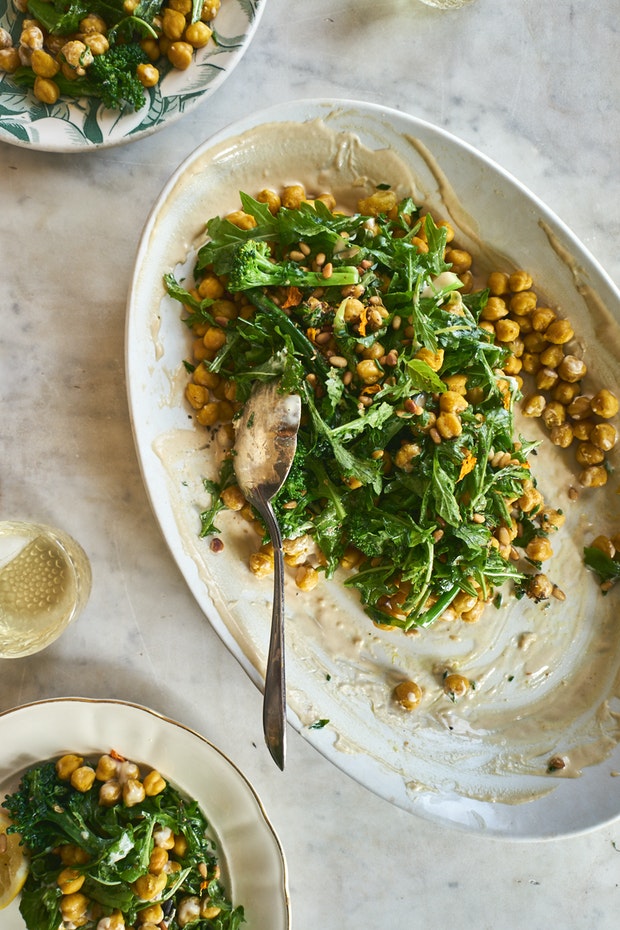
left=233, top=380, right=302, bottom=769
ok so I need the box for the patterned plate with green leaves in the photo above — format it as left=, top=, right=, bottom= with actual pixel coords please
left=0, top=0, right=265, bottom=151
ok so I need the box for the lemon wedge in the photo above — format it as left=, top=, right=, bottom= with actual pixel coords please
left=0, top=808, right=29, bottom=910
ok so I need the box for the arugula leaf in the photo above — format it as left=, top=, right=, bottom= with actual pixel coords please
left=584, top=546, right=620, bottom=588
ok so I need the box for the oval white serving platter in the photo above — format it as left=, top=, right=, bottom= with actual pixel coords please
left=126, top=98, right=620, bottom=840
left=0, top=698, right=290, bottom=929
left=0, top=0, right=265, bottom=151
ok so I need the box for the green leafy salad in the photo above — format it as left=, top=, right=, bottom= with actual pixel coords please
left=165, top=185, right=567, bottom=631
left=3, top=751, right=244, bottom=930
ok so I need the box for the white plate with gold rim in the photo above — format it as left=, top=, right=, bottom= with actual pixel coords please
left=126, top=98, right=620, bottom=839
left=0, top=697, right=290, bottom=929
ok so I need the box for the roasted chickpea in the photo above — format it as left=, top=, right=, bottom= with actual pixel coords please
left=590, top=389, right=619, bottom=419
left=167, top=40, right=193, bottom=70
left=393, top=680, right=423, bottom=710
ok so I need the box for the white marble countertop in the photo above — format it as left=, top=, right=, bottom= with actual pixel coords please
left=2, top=0, right=620, bottom=927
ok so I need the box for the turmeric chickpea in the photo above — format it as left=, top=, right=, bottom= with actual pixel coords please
left=572, top=419, right=593, bottom=441
left=508, top=270, right=533, bottom=292
left=487, top=271, right=510, bottom=295
left=224, top=210, right=257, bottom=230
left=526, top=573, right=553, bottom=601
left=544, top=319, right=574, bottom=344
left=60, top=39, right=93, bottom=75
left=552, top=380, right=580, bottom=405
left=522, top=394, right=546, bottom=418
left=566, top=395, right=592, bottom=420
left=20, top=23, right=44, bottom=51
left=356, top=359, right=383, bottom=384
left=195, top=402, right=220, bottom=426
left=445, top=248, right=472, bottom=274
left=481, top=296, right=508, bottom=321
left=99, top=779, right=122, bottom=807
left=60, top=893, right=89, bottom=923
left=435, top=412, right=462, bottom=439
left=203, top=326, right=226, bottom=350
left=58, top=867, right=85, bottom=895
left=531, top=307, right=556, bottom=332
left=281, top=184, right=306, bottom=209
left=139, top=904, right=164, bottom=925
left=143, top=769, right=167, bottom=796
left=535, top=367, right=559, bottom=392
left=172, top=834, right=188, bottom=857
left=509, top=291, right=537, bottom=315
left=520, top=352, right=542, bottom=375
left=137, top=62, right=159, bottom=87
left=31, top=48, right=60, bottom=77
left=549, top=424, right=574, bottom=448
left=58, top=844, right=90, bottom=866
left=79, top=13, right=107, bottom=33
left=357, top=189, right=396, bottom=216
left=415, top=347, right=444, bottom=371
left=0, top=47, right=20, bottom=72
left=541, top=400, right=566, bottom=429
left=149, top=846, right=169, bottom=874
left=590, top=422, right=617, bottom=452
left=201, top=0, right=221, bottom=20
left=525, top=536, right=554, bottom=562
left=256, top=189, right=281, bottom=214
left=140, top=37, right=161, bottom=62
left=123, top=777, right=146, bottom=807
left=393, top=680, right=422, bottom=710
left=575, top=442, right=605, bottom=466
left=71, top=765, right=96, bottom=792
left=56, top=754, right=84, bottom=781
left=83, top=32, right=109, bottom=55
left=557, top=355, right=587, bottom=383
left=590, top=535, right=615, bottom=559
left=33, top=76, right=60, bottom=104
left=443, top=673, right=471, bottom=700
left=168, top=0, right=192, bottom=10
left=185, top=21, right=212, bottom=47
left=133, top=871, right=168, bottom=901
left=590, top=388, right=619, bottom=419
left=578, top=465, right=608, bottom=488
left=162, top=7, right=186, bottom=40
left=295, top=565, right=319, bottom=591
left=95, top=753, right=119, bottom=781
left=539, top=344, right=564, bottom=368
left=167, top=40, right=193, bottom=70
left=494, top=318, right=520, bottom=342
left=197, top=273, right=225, bottom=300
left=186, top=382, right=207, bottom=409
left=522, top=331, right=548, bottom=354
left=439, top=390, right=468, bottom=413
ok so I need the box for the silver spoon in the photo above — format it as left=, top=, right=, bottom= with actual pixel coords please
left=233, top=379, right=302, bottom=769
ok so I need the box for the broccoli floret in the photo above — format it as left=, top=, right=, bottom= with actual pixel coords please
left=87, top=42, right=150, bottom=110
left=228, top=239, right=360, bottom=293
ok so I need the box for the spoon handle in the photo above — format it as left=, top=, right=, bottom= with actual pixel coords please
left=256, top=495, right=286, bottom=770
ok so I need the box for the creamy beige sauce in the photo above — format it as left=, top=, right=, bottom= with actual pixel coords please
left=143, top=117, right=620, bottom=806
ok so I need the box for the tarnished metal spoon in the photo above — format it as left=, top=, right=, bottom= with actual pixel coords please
left=233, top=379, right=302, bottom=770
